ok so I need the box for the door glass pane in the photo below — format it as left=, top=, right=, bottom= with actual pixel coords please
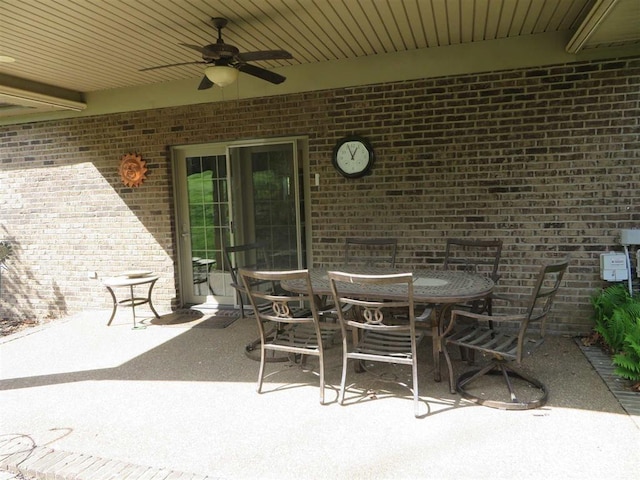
left=186, top=155, right=230, bottom=297
left=231, top=144, right=305, bottom=270
left=253, top=151, right=296, bottom=269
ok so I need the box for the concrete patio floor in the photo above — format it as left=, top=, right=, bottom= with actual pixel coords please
left=1, top=309, right=638, bottom=480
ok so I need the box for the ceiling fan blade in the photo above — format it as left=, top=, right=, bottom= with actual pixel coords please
left=140, top=61, right=205, bottom=72
left=237, top=50, right=293, bottom=62
left=237, top=63, right=286, bottom=84
left=180, top=43, right=209, bottom=55
left=198, top=75, right=214, bottom=90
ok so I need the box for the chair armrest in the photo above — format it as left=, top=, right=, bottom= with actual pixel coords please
left=441, top=308, right=527, bottom=336
left=491, top=293, right=529, bottom=308
left=415, top=306, right=434, bottom=324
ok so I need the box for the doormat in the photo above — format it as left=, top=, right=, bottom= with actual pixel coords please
left=194, top=313, right=240, bottom=329
left=150, top=309, right=240, bottom=329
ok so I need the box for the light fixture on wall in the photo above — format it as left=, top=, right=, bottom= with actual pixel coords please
left=204, top=65, right=239, bottom=87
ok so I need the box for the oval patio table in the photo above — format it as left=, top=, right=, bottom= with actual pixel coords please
left=281, top=267, right=494, bottom=381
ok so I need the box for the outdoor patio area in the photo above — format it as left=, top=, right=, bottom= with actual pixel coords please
left=1, top=309, right=638, bottom=480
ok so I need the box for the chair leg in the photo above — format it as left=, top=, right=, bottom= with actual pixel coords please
left=339, top=357, right=348, bottom=406
left=432, top=333, right=441, bottom=382
left=257, top=345, right=267, bottom=393
left=318, top=353, right=325, bottom=405
left=432, top=304, right=453, bottom=382
left=412, top=360, right=420, bottom=418
left=441, top=341, right=457, bottom=395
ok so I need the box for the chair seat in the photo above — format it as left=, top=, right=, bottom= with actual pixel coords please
left=274, top=322, right=338, bottom=350
left=355, top=330, right=424, bottom=360
left=446, top=325, right=518, bottom=359
left=446, top=325, right=544, bottom=360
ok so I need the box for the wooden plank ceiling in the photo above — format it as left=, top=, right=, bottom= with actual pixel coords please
left=0, top=0, right=638, bottom=114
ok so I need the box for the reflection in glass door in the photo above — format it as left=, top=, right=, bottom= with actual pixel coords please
left=185, top=154, right=232, bottom=303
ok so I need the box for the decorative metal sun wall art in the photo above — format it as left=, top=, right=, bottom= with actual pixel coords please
left=118, top=153, right=148, bottom=187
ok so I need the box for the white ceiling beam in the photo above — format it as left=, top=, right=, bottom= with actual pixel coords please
left=566, top=0, right=619, bottom=53
left=0, top=85, right=87, bottom=111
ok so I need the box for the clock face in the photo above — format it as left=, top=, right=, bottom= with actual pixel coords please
left=332, top=136, right=374, bottom=178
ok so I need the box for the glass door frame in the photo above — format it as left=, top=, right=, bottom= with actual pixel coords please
left=171, top=136, right=310, bottom=308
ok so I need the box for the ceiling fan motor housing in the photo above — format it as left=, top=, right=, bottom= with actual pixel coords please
left=202, top=43, right=239, bottom=61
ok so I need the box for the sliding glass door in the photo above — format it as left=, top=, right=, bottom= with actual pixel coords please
left=172, top=139, right=307, bottom=306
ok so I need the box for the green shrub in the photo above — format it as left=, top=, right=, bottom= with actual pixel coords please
left=591, top=284, right=640, bottom=385
left=613, top=326, right=640, bottom=382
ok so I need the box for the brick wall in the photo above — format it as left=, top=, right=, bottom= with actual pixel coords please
left=1, top=56, right=638, bottom=334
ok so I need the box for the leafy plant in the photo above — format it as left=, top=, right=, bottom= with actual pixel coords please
left=0, top=241, right=12, bottom=299
left=590, top=284, right=640, bottom=389
left=0, top=241, right=12, bottom=263
left=591, top=283, right=632, bottom=352
left=613, top=323, right=640, bottom=385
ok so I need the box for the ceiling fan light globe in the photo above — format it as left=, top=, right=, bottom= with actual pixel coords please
left=204, top=66, right=238, bottom=87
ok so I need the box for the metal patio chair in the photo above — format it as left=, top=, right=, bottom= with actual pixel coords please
left=224, top=242, right=290, bottom=362
left=440, top=238, right=504, bottom=363
left=441, top=258, right=569, bottom=410
left=239, top=268, right=326, bottom=404
left=328, top=271, right=424, bottom=417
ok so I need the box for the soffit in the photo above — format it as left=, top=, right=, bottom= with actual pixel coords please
left=0, top=0, right=638, bottom=118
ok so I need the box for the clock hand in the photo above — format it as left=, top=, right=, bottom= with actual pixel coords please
left=347, top=144, right=355, bottom=160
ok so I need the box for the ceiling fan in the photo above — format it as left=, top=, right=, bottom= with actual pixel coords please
left=140, top=17, right=293, bottom=89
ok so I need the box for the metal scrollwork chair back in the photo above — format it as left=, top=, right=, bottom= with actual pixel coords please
left=239, top=268, right=326, bottom=404
left=328, top=271, right=424, bottom=417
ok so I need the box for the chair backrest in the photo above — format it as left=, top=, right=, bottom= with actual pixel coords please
left=522, top=258, right=569, bottom=332
left=239, top=268, right=321, bottom=332
left=327, top=271, right=415, bottom=337
left=223, top=242, right=273, bottom=313
left=443, top=238, right=503, bottom=282
left=445, top=258, right=569, bottom=364
left=344, top=237, right=398, bottom=267
left=223, top=242, right=270, bottom=280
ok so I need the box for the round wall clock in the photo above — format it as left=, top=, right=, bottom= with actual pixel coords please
left=332, top=135, right=375, bottom=179
left=119, top=153, right=148, bottom=187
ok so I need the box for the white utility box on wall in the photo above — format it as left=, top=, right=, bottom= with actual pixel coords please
left=620, top=229, right=640, bottom=246
left=619, top=228, right=640, bottom=293
left=600, top=252, right=628, bottom=281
